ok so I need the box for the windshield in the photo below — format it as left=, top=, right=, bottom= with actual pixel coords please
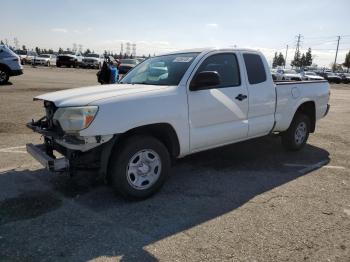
left=120, top=59, right=138, bottom=65
left=39, top=54, right=50, bottom=58
left=16, top=50, right=26, bottom=55
left=284, top=70, right=297, bottom=74
left=305, top=72, right=316, bottom=76
left=120, top=53, right=199, bottom=86
left=85, top=53, right=99, bottom=58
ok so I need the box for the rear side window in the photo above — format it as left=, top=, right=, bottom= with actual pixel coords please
left=243, top=53, right=266, bottom=84
left=196, top=53, right=240, bottom=88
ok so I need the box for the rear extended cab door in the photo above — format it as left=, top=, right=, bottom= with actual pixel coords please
left=241, top=51, right=276, bottom=137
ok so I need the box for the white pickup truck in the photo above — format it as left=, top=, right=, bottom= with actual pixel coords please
left=26, top=48, right=330, bottom=199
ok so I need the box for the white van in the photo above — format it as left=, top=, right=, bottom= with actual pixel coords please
left=0, top=45, right=23, bottom=85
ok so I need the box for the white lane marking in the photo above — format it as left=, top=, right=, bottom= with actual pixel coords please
left=0, top=166, right=18, bottom=174
left=285, top=162, right=346, bottom=172
left=0, top=146, right=26, bottom=150
left=323, top=165, right=346, bottom=170
left=0, top=145, right=26, bottom=154
left=298, top=160, right=329, bottom=174
left=0, top=163, right=41, bottom=174
left=0, top=150, right=27, bottom=154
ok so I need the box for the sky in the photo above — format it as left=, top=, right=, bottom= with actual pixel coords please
left=1, top=0, right=350, bottom=67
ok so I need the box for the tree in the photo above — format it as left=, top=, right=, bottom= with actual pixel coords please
left=0, top=40, right=4, bottom=45
left=300, top=54, right=306, bottom=68
left=22, top=45, right=27, bottom=51
left=58, top=47, right=64, bottom=54
left=277, top=52, right=285, bottom=67
left=35, top=46, right=41, bottom=54
left=305, top=48, right=312, bottom=67
left=331, top=63, right=342, bottom=72
left=272, top=52, right=278, bottom=68
left=343, top=50, right=350, bottom=72
left=84, top=48, right=91, bottom=55
left=291, top=50, right=301, bottom=68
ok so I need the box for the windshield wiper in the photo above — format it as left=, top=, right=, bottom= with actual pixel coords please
left=130, top=82, right=153, bottom=85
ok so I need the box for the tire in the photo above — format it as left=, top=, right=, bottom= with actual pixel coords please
left=0, top=68, right=9, bottom=85
left=56, top=62, right=61, bottom=67
left=46, top=61, right=50, bottom=67
left=108, top=135, right=171, bottom=200
left=281, top=114, right=310, bottom=151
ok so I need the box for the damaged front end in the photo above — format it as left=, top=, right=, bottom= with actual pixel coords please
left=26, top=100, right=115, bottom=176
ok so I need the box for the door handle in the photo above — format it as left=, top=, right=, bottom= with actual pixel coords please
left=235, top=94, right=247, bottom=101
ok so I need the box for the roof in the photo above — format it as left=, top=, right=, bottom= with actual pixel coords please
left=159, top=47, right=260, bottom=56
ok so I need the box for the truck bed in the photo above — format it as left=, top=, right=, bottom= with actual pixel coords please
left=273, top=80, right=330, bottom=132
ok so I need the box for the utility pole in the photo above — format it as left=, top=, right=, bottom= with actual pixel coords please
left=284, top=44, right=288, bottom=68
left=333, top=35, right=341, bottom=72
left=292, top=34, right=302, bottom=68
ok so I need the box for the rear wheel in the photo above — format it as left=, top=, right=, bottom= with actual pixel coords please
left=0, top=68, right=9, bottom=85
left=108, top=136, right=171, bottom=200
left=281, top=114, right=310, bottom=151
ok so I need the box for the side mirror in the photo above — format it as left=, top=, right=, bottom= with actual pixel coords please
left=190, top=71, right=220, bottom=91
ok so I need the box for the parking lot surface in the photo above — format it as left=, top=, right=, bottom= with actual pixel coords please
left=0, top=66, right=349, bottom=261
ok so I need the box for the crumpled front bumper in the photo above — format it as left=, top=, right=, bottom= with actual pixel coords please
left=26, top=143, right=69, bottom=172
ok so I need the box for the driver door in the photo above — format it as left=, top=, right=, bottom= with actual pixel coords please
left=187, top=52, right=249, bottom=152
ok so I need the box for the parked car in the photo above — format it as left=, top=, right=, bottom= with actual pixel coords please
left=136, top=58, right=145, bottom=63
left=270, top=68, right=283, bottom=81
left=82, top=53, right=104, bottom=69
left=317, top=72, right=342, bottom=84
left=118, top=59, right=139, bottom=75
left=280, top=69, right=302, bottom=81
left=0, top=45, right=23, bottom=84
left=16, top=50, right=38, bottom=65
left=56, top=51, right=84, bottom=68
left=338, top=73, right=350, bottom=84
left=34, top=54, right=56, bottom=66
left=302, top=71, right=324, bottom=81
left=26, top=48, right=330, bottom=199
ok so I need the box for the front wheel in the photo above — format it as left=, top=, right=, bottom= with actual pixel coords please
left=281, top=114, right=310, bottom=151
left=0, top=68, right=9, bottom=85
left=109, top=136, right=171, bottom=200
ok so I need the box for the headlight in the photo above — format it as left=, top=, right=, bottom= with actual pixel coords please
left=53, top=106, right=98, bottom=133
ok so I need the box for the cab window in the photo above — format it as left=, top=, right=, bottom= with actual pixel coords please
left=195, top=53, right=240, bottom=88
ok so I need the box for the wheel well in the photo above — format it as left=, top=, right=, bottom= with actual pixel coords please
left=295, top=101, right=316, bottom=132
left=0, top=63, right=10, bottom=73
left=119, top=123, right=180, bottom=157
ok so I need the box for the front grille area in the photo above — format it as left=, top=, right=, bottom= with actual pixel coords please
left=58, top=56, right=73, bottom=62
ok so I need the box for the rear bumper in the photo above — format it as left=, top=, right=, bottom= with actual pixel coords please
left=26, top=143, right=69, bottom=172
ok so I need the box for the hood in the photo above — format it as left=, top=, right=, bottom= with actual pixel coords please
left=58, top=54, right=76, bottom=58
left=34, top=84, right=170, bottom=107
left=83, top=57, right=99, bottom=61
left=36, top=57, right=49, bottom=61
left=306, top=75, right=324, bottom=80
left=328, top=75, right=341, bottom=79
left=284, top=73, right=301, bottom=77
